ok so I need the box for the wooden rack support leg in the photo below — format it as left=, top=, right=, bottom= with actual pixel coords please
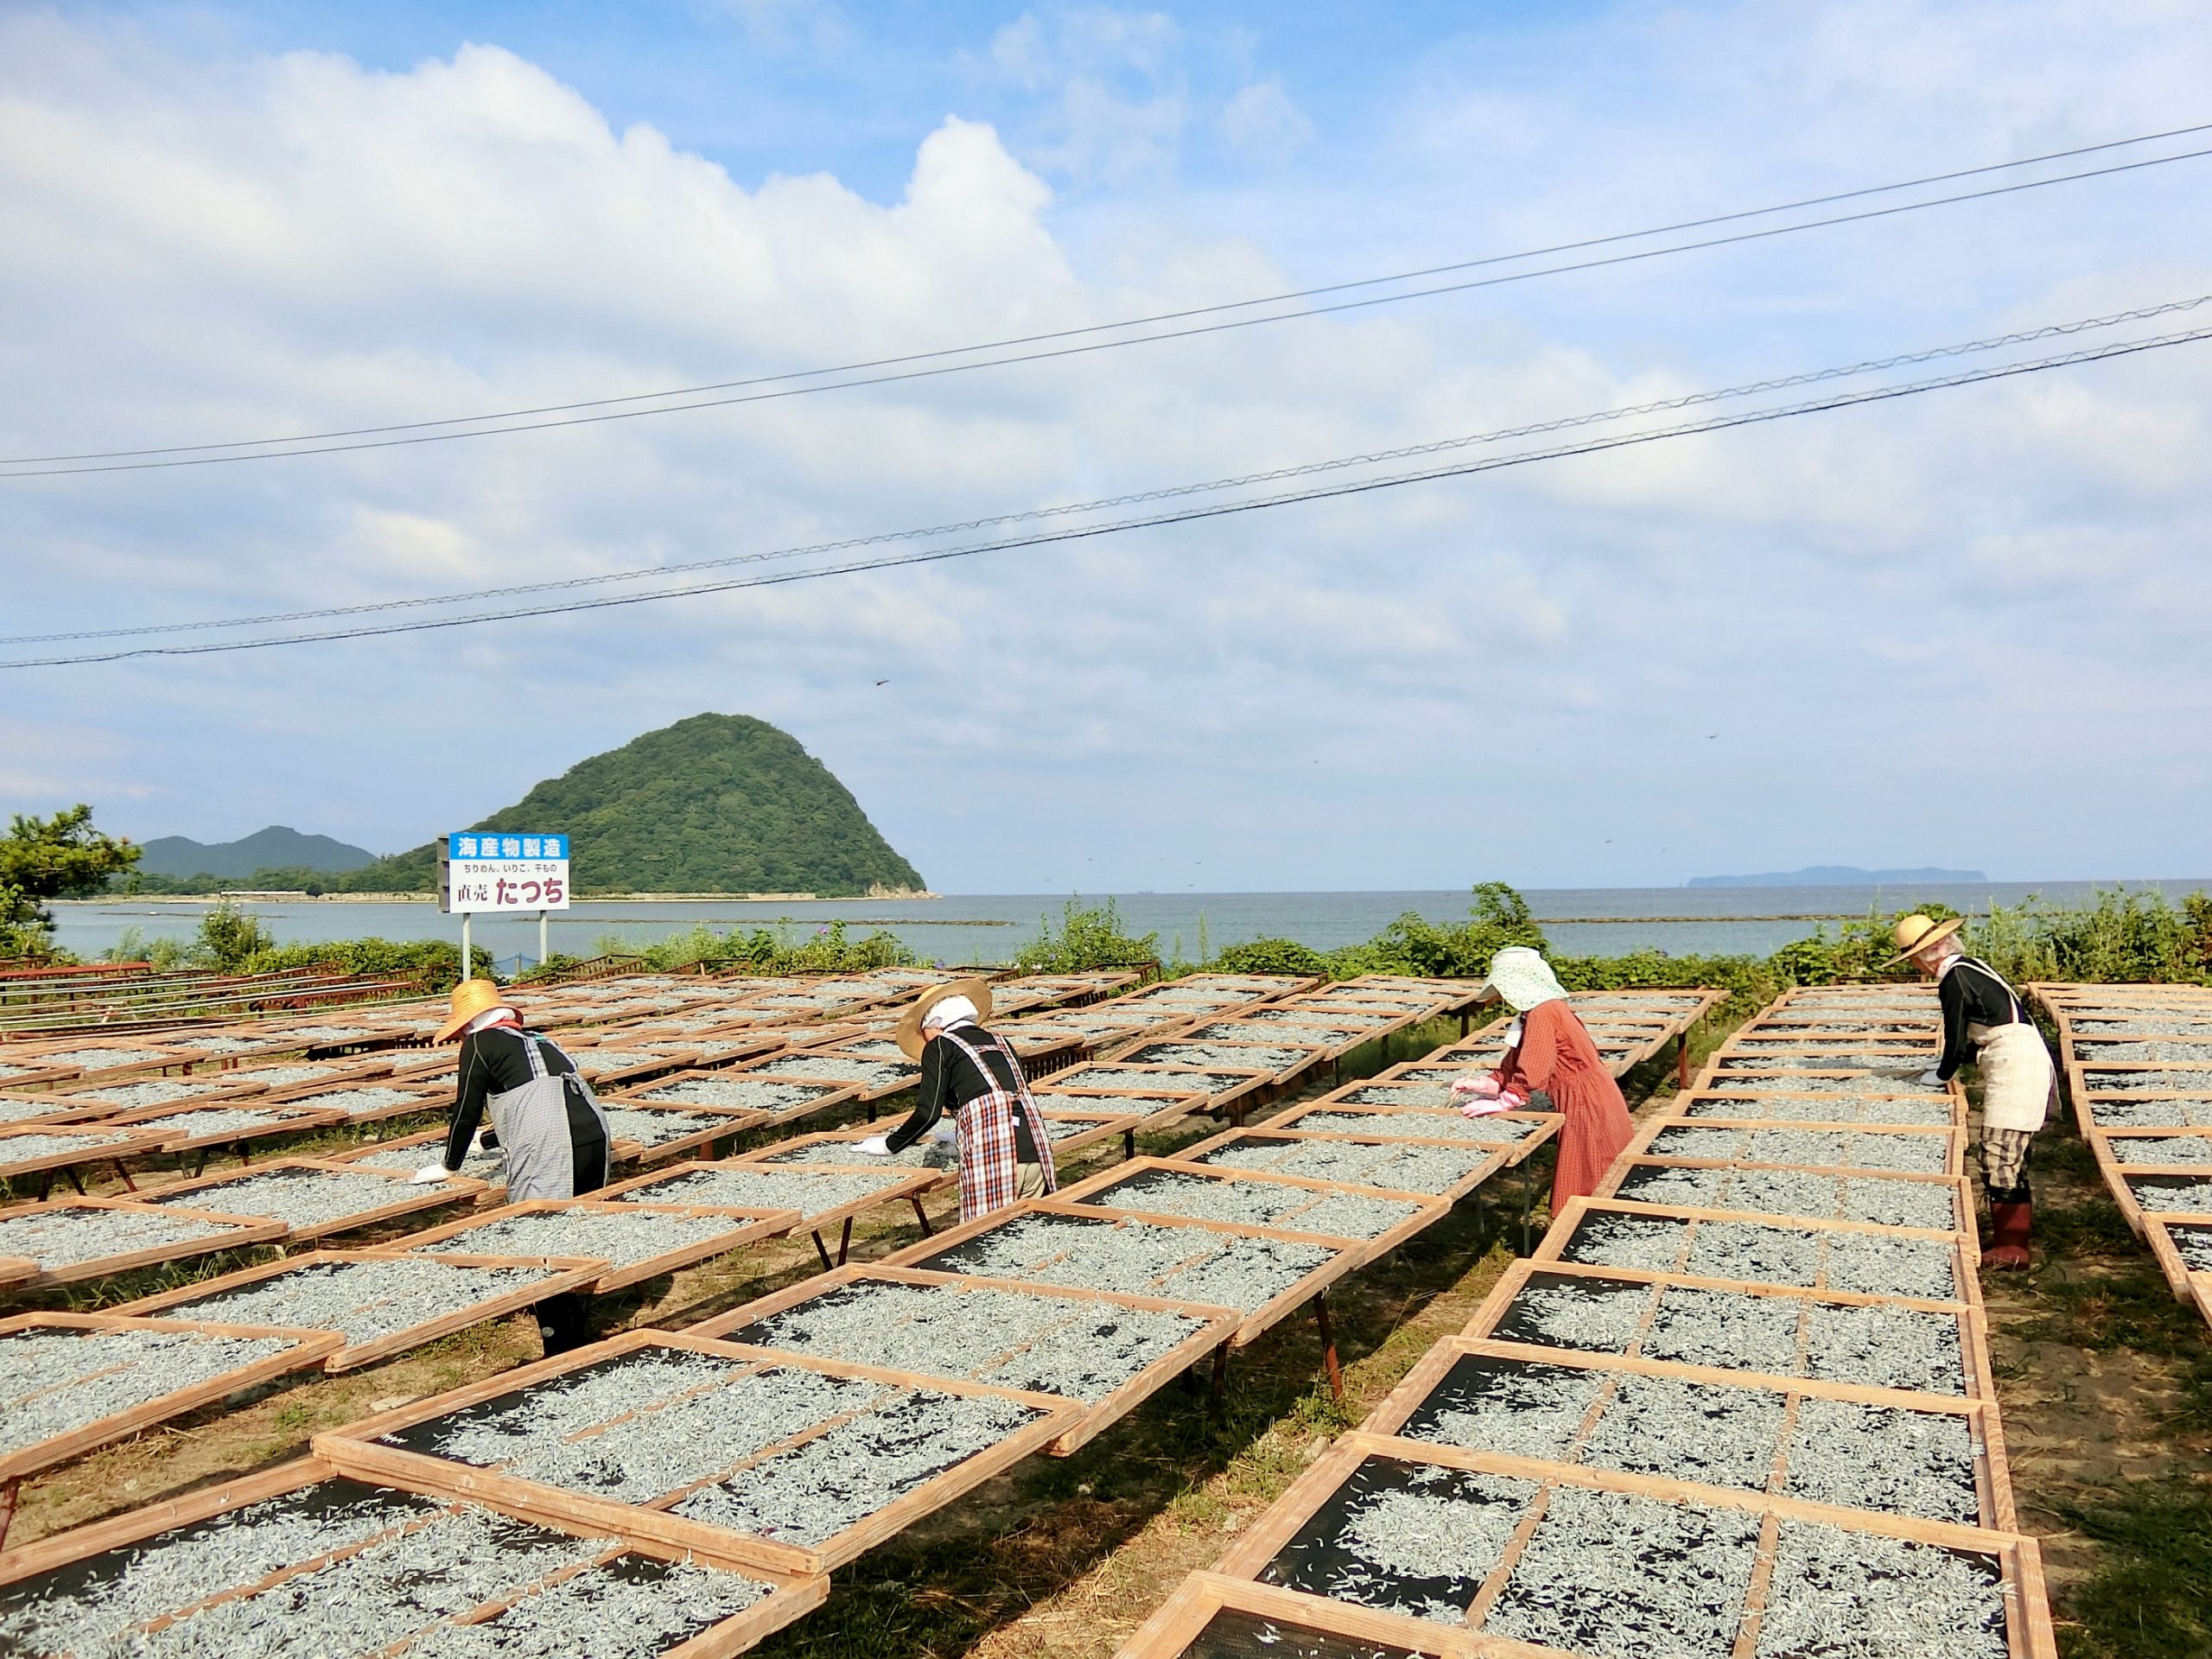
left=1518, top=1159, right=1535, bottom=1257
left=1207, top=1342, right=1230, bottom=1415
left=109, top=1159, right=138, bottom=1192
left=1676, top=1029, right=1692, bottom=1090
left=61, top=1167, right=87, bottom=1197
left=1122, top=1128, right=1136, bottom=1162
left=1313, top=1294, right=1345, bottom=1407
left=836, top=1216, right=855, bottom=1267
left=906, top=1195, right=935, bottom=1237
left=810, top=1230, right=835, bottom=1272
left=35, top=1173, right=53, bottom=1202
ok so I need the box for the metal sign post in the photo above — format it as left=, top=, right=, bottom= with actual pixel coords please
left=442, top=834, right=571, bottom=981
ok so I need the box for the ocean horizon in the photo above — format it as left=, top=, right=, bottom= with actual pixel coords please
left=50, top=876, right=2212, bottom=973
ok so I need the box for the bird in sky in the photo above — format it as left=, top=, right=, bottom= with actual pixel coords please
left=874, top=679, right=890, bottom=686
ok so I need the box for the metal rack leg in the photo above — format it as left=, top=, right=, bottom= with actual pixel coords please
left=1518, top=1159, right=1534, bottom=1257
left=810, top=1230, right=835, bottom=1271
left=906, top=1195, right=935, bottom=1237
left=1208, top=1343, right=1230, bottom=1414
left=836, top=1216, right=854, bottom=1266
left=1313, top=1294, right=1344, bottom=1407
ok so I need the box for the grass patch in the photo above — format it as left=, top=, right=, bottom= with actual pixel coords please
left=2053, top=1483, right=2212, bottom=1659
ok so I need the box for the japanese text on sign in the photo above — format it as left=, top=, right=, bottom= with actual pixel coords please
left=443, top=833, right=570, bottom=914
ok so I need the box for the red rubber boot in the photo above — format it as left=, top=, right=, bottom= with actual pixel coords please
left=1985, top=1199, right=2031, bottom=1271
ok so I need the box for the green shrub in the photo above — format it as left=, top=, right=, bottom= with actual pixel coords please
left=1210, top=938, right=1335, bottom=977
left=1013, top=899, right=1160, bottom=974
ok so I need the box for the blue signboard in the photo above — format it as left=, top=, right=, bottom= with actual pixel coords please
left=448, top=833, right=568, bottom=860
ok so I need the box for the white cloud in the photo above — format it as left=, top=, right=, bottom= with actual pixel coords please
left=1217, top=79, right=1311, bottom=155
left=1, top=4, right=2209, bottom=892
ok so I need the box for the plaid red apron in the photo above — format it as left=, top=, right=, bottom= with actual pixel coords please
left=936, top=1026, right=1057, bottom=1223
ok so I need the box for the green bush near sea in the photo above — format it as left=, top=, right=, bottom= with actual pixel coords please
left=1205, top=882, right=2212, bottom=1011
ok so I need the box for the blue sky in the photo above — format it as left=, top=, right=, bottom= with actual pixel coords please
left=5, top=2, right=2211, bottom=893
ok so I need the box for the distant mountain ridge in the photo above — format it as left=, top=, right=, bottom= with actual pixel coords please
left=1688, top=865, right=1988, bottom=888
left=138, top=825, right=377, bottom=879
left=346, top=713, right=924, bottom=897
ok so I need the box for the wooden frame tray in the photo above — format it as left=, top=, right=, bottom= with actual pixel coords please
left=1538, top=1196, right=1981, bottom=1308
left=598, top=1160, right=938, bottom=1235
left=1202, top=1430, right=2055, bottom=1659
left=397, top=1198, right=800, bottom=1293
left=1366, top=1332, right=2017, bottom=1532
left=613, top=1067, right=864, bottom=1129
left=1262, top=1101, right=1564, bottom=1167
left=1033, top=1083, right=1213, bottom=1129
left=1593, top=1158, right=1977, bottom=1237
left=0, top=1122, right=177, bottom=1185
left=0, top=1453, right=828, bottom=1657
left=314, top=1328, right=1084, bottom=1576
left=1621, top=1117, right=1967, bottom=1179
left=1045, top=1061, right=1274, bottom=1116
left=1114, top=1571, right=1505, bottom=1658
left=1172, top=1127, right=1513, bottom=1205
left=594, top=1099, right=772, bottom=1166
left=141, top=1156, right=491, bottom=1243
left=738, top=1105, right=1143, bottom=1171
left=693, top=1262, right=1239, bottom=1455
left=116, top=1247, right=603, bottom=1371
left=2142, top=1215, right=2212, bottom=1310
left=1461, top=1258, right=1996, bottom=1403
left=96, top=1096, right=352, bottom=1154
left=0, top=1090, right=156, bottom=1129
left=1664, top=1089, right=1971, bottom=1130
left=0, top=1312, right=343, bottom=1483
left=883, top=1199, right=1364, bottom=1346
left=0, top=1196, right=289, bottom=1288
left=1054, top=1157, right=1452, bottom=1261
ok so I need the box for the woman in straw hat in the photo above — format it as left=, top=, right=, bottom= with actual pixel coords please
left=1889, top=914, right=2053, bottom=1269
left=1450, top=946, right=1634, bottom=1211
left=855, top=978, right=1057, bottom=1223
left=410, top=978, right=611, bottom=1353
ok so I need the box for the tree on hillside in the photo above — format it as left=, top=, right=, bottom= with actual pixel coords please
left=0, top=805, right=141, bottom=957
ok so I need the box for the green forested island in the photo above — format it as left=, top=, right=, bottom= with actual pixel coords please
left=126, top=714, right=925, bottom=897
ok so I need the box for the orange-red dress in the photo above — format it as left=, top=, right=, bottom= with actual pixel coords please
left=1494, top=998, right=1636, bottom=1211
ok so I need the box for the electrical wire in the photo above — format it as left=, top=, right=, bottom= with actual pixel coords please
left=7, top=291, right=2204, bottom=646
left=8, top=321, right=2203, bottom=669
left=6, top=135, right=2210, bottom=477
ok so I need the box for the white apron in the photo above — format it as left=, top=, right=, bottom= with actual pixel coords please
left=486, top=1033, right=610, bottom=1201
left=1974, top=1020, right=2055, bottom=1135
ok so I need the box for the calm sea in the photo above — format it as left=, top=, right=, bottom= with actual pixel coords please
left=49, top=879, right=2212, bottom=975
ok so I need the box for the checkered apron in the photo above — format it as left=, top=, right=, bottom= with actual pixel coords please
left=936, top=1026, right=1057, bottom=1223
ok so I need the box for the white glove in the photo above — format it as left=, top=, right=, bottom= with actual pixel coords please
left=855, top=1135, right=892, bottom=1157
left=1917, top=1069, right=1944, bottom=1087
left=409, top=1162, right=453, bottom=1185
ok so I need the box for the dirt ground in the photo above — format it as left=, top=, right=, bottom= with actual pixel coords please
left=10, top=1008, right=2210, bottom=1658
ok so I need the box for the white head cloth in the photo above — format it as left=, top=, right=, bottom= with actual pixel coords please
left=463, top=1007, right=520, bottom=1036
left=922, top=995, right=980, bottom=1033
left=1481, top=947, right=1570, bottom=1014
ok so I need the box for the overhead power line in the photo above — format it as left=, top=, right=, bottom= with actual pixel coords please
left=7, top=291, right=2205, bottom=647
left=8, top=320, right=2204, bottom=669
left=5, top=126, right=2210, bottom=477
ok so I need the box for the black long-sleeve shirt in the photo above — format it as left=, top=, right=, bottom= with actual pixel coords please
left=1936, top=957, right=2028, bottom=1080
left=442, top=1024, right=600, bottom=1176
left=883, top=1024, right=1044, bottom=1163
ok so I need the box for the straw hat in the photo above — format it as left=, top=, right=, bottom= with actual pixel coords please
left=894, top=977, right=994, bottom=1060
left=1884, top=913, right=1965, bottom=969
left=1477, top=947, right=1569, bottom=1013
left=435, top=978, right=515, bottom=1042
